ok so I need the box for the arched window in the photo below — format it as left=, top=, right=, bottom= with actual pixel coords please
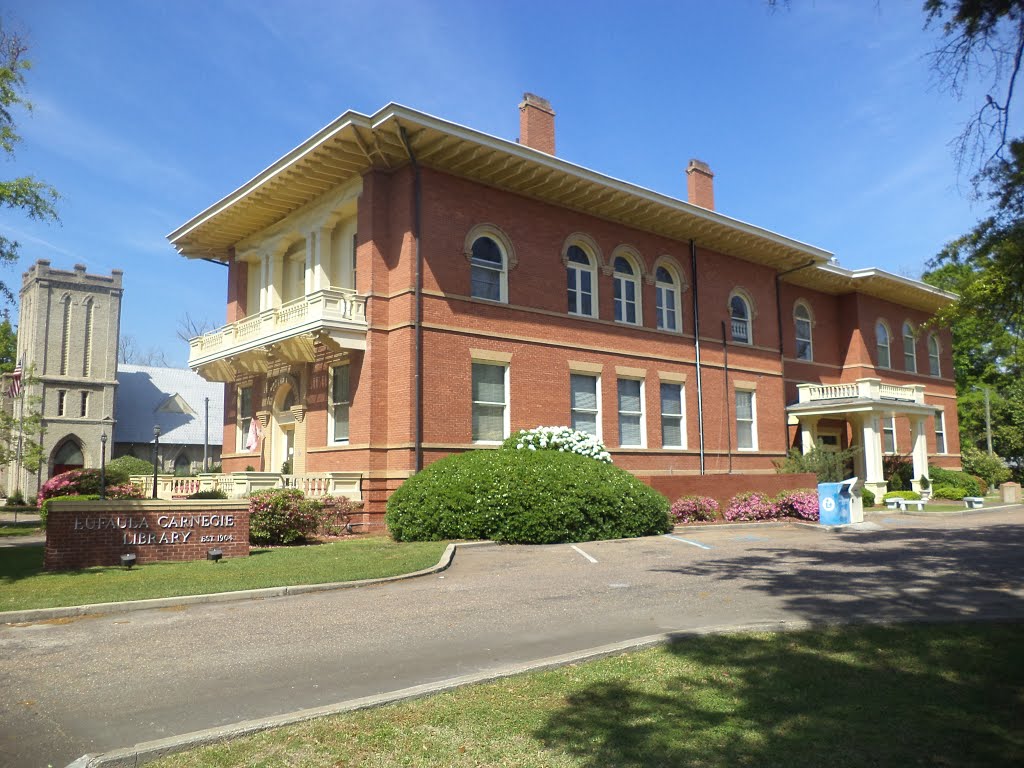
left=613, top=255, right=640, bottom=324
left=876, top=321, right=891, bottom=369
left=928, top=334, right=941, bottom=377
left=794, top=302, right=813, bottom=361
left=730, top=293, right=752, bottom=345
left=53, top=438, right=84, bottom=476
left=470, top=235, right=506, bottom=302
left=174, top=454, right=191, bottom=476
left=655, top=266, right=680, bottom=332
left=60, top=295, right=72, bottom=376
left=903, top=322, right=917, bottom=373
left=566, top=244, right=596, bottom=317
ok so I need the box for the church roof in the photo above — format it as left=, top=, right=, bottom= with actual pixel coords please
left=114, top=364, right=224, bottom=446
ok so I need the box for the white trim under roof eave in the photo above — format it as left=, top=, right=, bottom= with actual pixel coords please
left=376, top=104, right=833, bottom=264
left=849, top=267, right=958, bottom=302
left=166, top=110, right=377, bottom=247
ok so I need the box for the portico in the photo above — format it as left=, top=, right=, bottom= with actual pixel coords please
left=788, top=378, right=938, bottom=500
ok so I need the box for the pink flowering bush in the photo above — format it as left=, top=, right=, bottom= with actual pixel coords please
left=249, top=488, right=323, bottom=545
left=774, top=489, right=819, bottom=521
left=724, top=492, right=779, bottom=522
left=318, top=495, right=363, bottom=536
left=38, top=469, right=145, bottom=506
left=670, top=495, right=720, bottom=524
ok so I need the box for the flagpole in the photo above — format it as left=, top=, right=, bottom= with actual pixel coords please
left=12, top=360, right=24, bottom=497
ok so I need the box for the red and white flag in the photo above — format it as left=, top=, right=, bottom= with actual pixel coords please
left=244, top=417, right=261, bottom=451
left=6, top=359, right=22, bottom=399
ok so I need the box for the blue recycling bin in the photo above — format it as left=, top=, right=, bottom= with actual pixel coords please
left=818, top=479, right=855, bottom=526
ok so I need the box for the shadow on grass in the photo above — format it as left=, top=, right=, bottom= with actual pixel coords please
left=536, top=623, right=1024, bottom=768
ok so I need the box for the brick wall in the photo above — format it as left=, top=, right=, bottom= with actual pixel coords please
left=639, top=472, right=818, bottom=509
left=44, top=499, right=250, bottom=571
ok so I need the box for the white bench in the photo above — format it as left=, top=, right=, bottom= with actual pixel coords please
left=964, top=496, right=985, bottom=509
left=885, top=498, right=903, bottom=510
left=901, top=499, right=926, bottom=512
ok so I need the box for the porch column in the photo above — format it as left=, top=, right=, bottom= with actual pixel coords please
left=909, top=415, right=930, bottom=494
left=259, top=251, right=270, bottom=311
left=268, top=250, right=284, bottom=308
left=800, top=416, right=821, bottom=454
left=316, top=225, right=333, bottom=290
left=860, top=413, right=887, bottom=500
left=304, top=231, right=316, bottom=294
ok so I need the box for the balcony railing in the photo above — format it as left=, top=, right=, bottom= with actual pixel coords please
left=797, top=377, right=925, bottom=404
left=188, top=288, right=367, bottom=373
left=131, top=472, right=363, bottom=501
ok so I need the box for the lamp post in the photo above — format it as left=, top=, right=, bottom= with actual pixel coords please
left=100, top=432, right=108, bottom=500
left=152, top=425, right=161, bottom=499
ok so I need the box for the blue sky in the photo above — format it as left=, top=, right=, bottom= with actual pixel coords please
left=1, top=1, right=1016, bottom=366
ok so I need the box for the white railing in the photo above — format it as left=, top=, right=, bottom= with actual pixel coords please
left=797, top=378, right=925, bottom=404
left=189, top=288, right=367, bottom=359
left=131, top=472, right=362, bottom=501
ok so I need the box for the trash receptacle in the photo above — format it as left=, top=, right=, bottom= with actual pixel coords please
left=818, top=477, right=858, bottom=526
left=1000, top=482, right=1020, bottom=504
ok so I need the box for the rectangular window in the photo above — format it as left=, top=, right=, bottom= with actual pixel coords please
left=735, top=389, right=756, bottom=450
left=57, top=390, right=67, bottom=417
left=238, top=386, right=253, bottom=451
left=883, top=416, right=897, bottom=454
left=617, top=379, right=644, bottom=447
left=934, top=411, right=947, bottom=454
left=660, top=382, right=685, bottom=448
left=570, top=373, right=600, bottom=438
left=80, top=391, right=88, bottom=418
left=329, top=365, right=350, bottom=443
left=472, top=362, right=507, bottom=442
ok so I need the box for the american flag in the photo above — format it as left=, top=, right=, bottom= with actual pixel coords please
left=7, top=359, right=22, bottom=399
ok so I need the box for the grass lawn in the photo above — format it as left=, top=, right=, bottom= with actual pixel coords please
left=151, top=622, right=1024, bottom=768
left=0, top=538, right=447, bottom=612
left=0, top=522, right=42, bottom=537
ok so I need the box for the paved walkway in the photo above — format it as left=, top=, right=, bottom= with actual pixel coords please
left=1, top=508, right=1022, bottom=767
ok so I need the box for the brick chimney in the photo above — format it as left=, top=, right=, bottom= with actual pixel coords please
left=686, top=159, right=715, bottom=210
left=519, top=93, right=555, bottom=155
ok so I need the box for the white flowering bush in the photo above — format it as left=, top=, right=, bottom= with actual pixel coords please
left=502, top=426, right=612, bottom=463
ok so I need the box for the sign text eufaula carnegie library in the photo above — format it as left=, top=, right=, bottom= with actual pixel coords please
left=73, top=513, right=237, bottom=546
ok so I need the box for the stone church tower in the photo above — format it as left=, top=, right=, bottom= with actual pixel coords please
left=8, top=261, right=122, bottom=498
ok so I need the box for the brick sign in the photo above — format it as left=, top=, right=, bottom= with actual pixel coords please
left=44, top=499, right=250, bottom=571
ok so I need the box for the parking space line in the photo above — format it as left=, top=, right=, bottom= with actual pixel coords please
left=664, top=534, right=711, bottom=550
left=570, top=544, right=598, bottom=563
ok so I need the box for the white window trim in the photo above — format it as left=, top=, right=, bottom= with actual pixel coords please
left=735, top=387, right=758, bottom=451
left=882, top=416, right=898, bottom=454
left=471, top=361, right=509, bottom=444
left=794, top=300, right=813, bottom=362
left=659, top=380, right=687, bottom=449
left=934, top=410, right=947, bottom=455
left=728, top=290, right=754, bottom=346
left=928, top=334, right=942, bottom=377
left=876, top=320, right=892, bottom=370
left=654, top=264, right=682, bottom=332
left=611, top=248, right=644, bottom=326
left=465, top=224, right=515, bottom=305
left=617, top=378, right=646, bottom=448
left=903, top=322, right=917, bottom=373
left=570, top=371, right=602, bottom=443
left=328, top=363, right=351, bottom=445
left=237, top=386, right=253, bottom=452
left=565, top=241, right=599, bottom=319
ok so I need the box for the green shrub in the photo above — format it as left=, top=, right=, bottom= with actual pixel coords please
left=5, top=490, right=26, bottom=507
left=860, top=487, right=876, bottom=507
left=249, top=488, right=322, bottom=545
left=929, top=466, right=981, bottom=496
left=774, top=446, right=859, bottom=483
left=188, top=489, right=228, bottom=500
left=884, top=454, right=914, bottom=492
left=386, top=449, right=670, bottom=544
left=319, top=496, right=362, bottom=536
left=960, top=445, right=1011, bottom=489
left=972, top=475, right=989, bottom=495
left=40, top=494, right=101, bottom=527
left=883, top=491, right=922, bottom=501
left=106, top=455, right=155, bottom=485
left=932, top=484, right=967, bottom=501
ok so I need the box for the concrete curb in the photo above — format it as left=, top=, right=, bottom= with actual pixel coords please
left=2, top=542, right=460, bottom=625
left=64, top=611, right=1024, bottom=768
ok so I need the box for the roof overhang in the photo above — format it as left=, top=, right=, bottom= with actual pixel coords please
left=167, top=103, right=833, bottom=271
left=787, top=397, right=941, bottom=418
left=784, top=263, right=957, bottom=313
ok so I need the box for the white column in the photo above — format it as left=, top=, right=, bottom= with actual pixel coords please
left=800, top=416, right=820, bottom=454
left=259, top=252, right=270, bottom=311
left=269, top=251, right=284, bottom=308
left=909, top=415, right=930, bottom=494
left=304, top=232, right=315, bottom=294
left=861, top=413, right=887, bottom=499
left=316, top=225, right=332, bottom=290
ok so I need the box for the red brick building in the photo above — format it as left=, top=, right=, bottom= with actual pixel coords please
left=169, top=95, right=959, bottom=521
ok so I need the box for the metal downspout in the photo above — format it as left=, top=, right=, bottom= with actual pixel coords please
left=399, top=126, right=424, bottom=472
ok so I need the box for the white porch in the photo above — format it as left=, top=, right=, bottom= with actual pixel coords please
left=131, top=471, right=363, bottom=501
left=788, top=378, right=938, bottom=500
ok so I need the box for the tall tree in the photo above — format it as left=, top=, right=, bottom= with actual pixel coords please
left=0, top=23, right=59, bottom=303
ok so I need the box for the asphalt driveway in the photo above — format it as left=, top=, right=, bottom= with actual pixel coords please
left=2, top=508, right=1022, bottom=768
